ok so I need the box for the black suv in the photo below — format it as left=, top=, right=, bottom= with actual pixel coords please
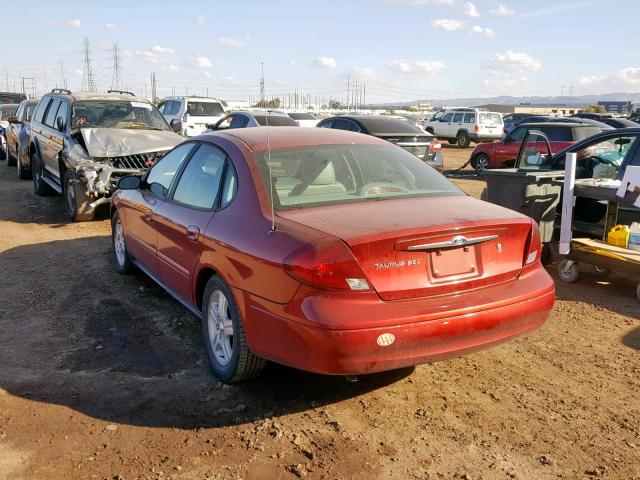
left=29, top=89, right=183, bottom=220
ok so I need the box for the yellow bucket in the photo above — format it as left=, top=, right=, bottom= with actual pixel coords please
left=607, top=225, right=629, bottom=248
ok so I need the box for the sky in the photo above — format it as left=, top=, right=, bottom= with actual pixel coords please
left=1, top=0, right=639, bottom=104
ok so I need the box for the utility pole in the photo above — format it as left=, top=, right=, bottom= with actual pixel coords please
left=82, top=37, right=96, bottom=92
left=346, top=75, right=350, bottom=110
left=111, top=42, right=122, bottom=90
left=150, top=72, right=156, bottom=101
left=260, top=62, right=265, bottom=104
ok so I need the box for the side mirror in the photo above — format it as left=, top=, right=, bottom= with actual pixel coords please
left=56, top=116, right=65, bottom=131
left=117, top=176, right=142, bottom=190
left=7, top=116, right=19, bottom=124
left=170, top=119, right=182, bottom=133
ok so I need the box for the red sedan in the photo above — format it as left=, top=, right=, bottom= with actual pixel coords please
left=111, top=127, right=555, bottom=383
left=470, top=122, right=602, bottom=174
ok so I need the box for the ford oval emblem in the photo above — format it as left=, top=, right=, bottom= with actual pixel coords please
left=377, top=333, right=396, bottom=347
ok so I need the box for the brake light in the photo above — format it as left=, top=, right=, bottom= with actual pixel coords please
left=284, top=238, right=370, bottom=291
left=474, top=125, right=480, bottom=133
left=428, top=138, right=442, bottom=152
left=522, top=220, right=541, bottom=273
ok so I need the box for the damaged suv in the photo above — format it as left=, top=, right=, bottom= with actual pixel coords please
left=29, top=89, right=183, bottom=220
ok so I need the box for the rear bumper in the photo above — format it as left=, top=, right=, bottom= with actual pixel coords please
left=469, top=133, right=502, bottom=142
left=238, top=268, right=555, bottom=375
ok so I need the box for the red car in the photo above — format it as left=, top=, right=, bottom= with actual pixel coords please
left=111, top=127, right=555, bottom=383
left=470, top=122, right=602, bottom=174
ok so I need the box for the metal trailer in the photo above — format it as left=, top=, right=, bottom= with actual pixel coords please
left=556, top=154, right=640, bottom=300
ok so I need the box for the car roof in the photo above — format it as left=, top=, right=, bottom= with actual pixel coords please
left=162, top=96, right=223, bottom=102
left=326, top=115, right=425, bottom=134
left=200, top=126, right=386, bottom=152
left=45, top=91, right=150, bottom=103
left=517, top=121, right=596, bottom=128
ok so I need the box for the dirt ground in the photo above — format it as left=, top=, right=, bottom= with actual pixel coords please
left=0, top=146, right=639, bottom=480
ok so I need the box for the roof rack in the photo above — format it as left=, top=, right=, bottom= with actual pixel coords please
left=51, top=88, right=72, bottom=95
left=107, top=89, right=135, bottom=96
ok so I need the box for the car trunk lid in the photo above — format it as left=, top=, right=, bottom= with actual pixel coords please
left=278, top=196, right=532, bottom=300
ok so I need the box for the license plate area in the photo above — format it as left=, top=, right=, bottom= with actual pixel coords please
left=429, top=246, right=479, bottom=280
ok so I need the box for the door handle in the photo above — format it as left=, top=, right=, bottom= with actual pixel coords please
left=186, top=226, right=200, bottom=241
left=143, top=210, right=153, bottom=222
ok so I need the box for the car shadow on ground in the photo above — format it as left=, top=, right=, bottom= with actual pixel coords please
left=0, top=236, right=413, bottom=431
left=622, top=326, right=640, bottom=351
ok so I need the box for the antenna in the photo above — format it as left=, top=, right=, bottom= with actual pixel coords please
left=262, top=62, right=276, bottom=234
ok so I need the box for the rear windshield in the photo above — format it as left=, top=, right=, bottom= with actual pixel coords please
left=186, top=101, right=225, bottom=116
left=0, top=93, right=26, bottom=105
left=71, top=100, right=171, bottom=131
left=0, top=107, right=18, bottom=120
left=288, top=113, right=316, bottom=120
left=479, top=113, right=503, bottom=125
left=573, top=126, right=602, bottom=141
left=254, top=115, right=299, bottom=126
left=256, top=144, right=462, bottom=210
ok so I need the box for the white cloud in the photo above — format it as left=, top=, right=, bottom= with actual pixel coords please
left=469, top=25, right=496, bottom=37
left=219, top=76, right=236, bottom=84
left=161, top=64, right=179, bottom=73
left=431, top=19, right=464, bottom=31
left=463, top=2, right=480, bottom=17
left=129, top=50, right=161, bottom=64
left=578, top=67, right=640, bottom=90
left=354, top=67, right=377, bottom=78
left=490, top=3, right=515, bottom=16
left=151, top=45, right=174, bottom=54
left=196, top=15, right=206, bottom=25
left=218, top=36, right=249, bottom=48
left=105, top=23, right=119, bottom=32
left=486, top=50, right=541, bottom=73
left=66, top=19, right=81, bottom=28
left=73, top=69, right=83, bottom=76
left=389, top=59, right=445, bottom=74
left=192, top=56, right=213, bottom=69
left=313, top=56, right=337, bottom=69
left=289, top=60, right=298, bottom=67
left=386, top=0, right=454, bottom=4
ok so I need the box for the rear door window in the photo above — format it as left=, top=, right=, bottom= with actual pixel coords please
left=172, top=144, right=226, bottom=209
left=463, top=113, right=476, bottom=123
left=453, top=113, right=463, bottom=123
left=317, top=119, right=333, bottom=128
left=44, top=99, right=61, bottom=128
left=229, top=115, right=248, bottom=129
left=332, top=119, right=360, bottom=132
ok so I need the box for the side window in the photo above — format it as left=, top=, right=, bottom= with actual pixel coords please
left=172, top=144, right=226, bottom=209
left=220, top=161, right=238, bottom=209
left=33, top=98, right=50, bottom=124
left=441, top=113, right=453, bottom=122
left=44, top=99, right=61, bottom=128
left=146, top=143, right=195, bottom=198
left=229, top=115, right=248, bottom=129
left=453, top=113, right=464, bottom=123
left=463, top=113, right=476, bottom=123
left=332, top=119, right=360, bottom=132
left=55, top=101, right=68, bottom=130
left=15, top=104, right=24, bottom=120
left=317, top=119, right=333, bottom=128
left=509, top=127, right=527, bottom=142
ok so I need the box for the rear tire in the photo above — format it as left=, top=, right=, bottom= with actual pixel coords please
left=474, top=154, right=490, bottom=175
left=202, top=275, right=265, bottom=383
left=63, top=169, right=93, bottom=222
left=17, top=153, right=30, bottom=179
left=6, top=146, right=16, bottom=166
left=457, top=131, right=471, bottom=148
left=31, top=151, right=53, bottom=196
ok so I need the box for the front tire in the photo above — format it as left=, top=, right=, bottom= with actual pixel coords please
left=17, top=152, right=30, bottom=179
left=202, top=276, right=265, bottom=383
left=6, top=145, right=16, bottom=166
left=457, top=131, right=471, bottom=148
left=111, top=211, right=134, bottom=274
left=474, top=154, right=490, bottom=175
left=63, top=169, right=93, bottom=221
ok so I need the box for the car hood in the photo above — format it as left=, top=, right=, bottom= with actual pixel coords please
left=80, top=128, right=182, bottom=157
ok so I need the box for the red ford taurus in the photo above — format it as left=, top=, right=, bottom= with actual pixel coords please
left=111, top=127, right=555, bottom=383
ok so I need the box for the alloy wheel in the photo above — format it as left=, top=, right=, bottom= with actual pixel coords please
left=207, top=290, right=234, bottom=367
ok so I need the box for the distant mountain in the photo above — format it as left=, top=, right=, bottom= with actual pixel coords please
left=392, top=92, right=640, bottom=108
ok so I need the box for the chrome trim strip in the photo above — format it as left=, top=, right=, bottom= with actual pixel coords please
left=405, top=234, right=499, bottom=251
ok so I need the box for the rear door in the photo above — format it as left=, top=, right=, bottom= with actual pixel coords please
left=122, top=142, right=196, bottom=276
left=451, top=112, right=464, bottom=137
left=155, top=143, right=229, bottom=302
left=40, top=98, right=61, bottom=176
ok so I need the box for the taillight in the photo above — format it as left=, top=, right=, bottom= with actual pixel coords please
left=284, top=238, right=370, bottom=291
left=474, top=125, right=480, bottom=133
left=522, top=220, right=541, bottom=273
left=428, top=138, right=442, bottom=152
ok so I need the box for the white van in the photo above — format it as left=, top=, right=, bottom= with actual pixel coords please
left=158, top=96, right=226, bottom=137
left=424, top=108, right=504, bottom=147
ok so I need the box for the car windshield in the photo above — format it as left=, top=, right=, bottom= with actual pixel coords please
left=0, top=107, right=17, bottom=120
left=186, top=101, right=225, bottom=116
left=256, top=144, right=462, bottom=210
left=288, top=113, right=316, bottom=120
left=71, top=100, right=171, bottom=131
left=0, top=93, right=26, bottom=105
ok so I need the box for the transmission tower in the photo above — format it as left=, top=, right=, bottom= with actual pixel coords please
left=111, top=42, right=121, bottom=90
left=260, top=62, right=265, bottom=103
left=81, top=37, right=96, bottom=92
